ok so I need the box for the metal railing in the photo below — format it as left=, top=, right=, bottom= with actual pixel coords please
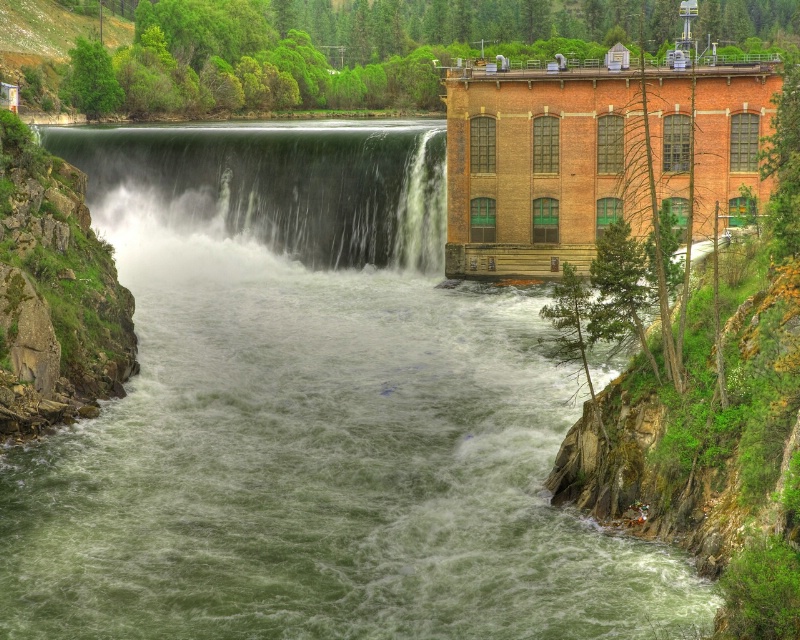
left=444, top=52, right=781, bottom=79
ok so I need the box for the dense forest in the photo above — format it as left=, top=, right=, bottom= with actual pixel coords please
left=11, top=0, right=798, bottom=119
left=57, top=0, right=800, bottom=60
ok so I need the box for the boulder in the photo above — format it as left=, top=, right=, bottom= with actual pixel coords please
left=56, top=162, right=87, bottom=199
left=76, top=203, right=92, bottom=234
left=37, top=399, right=70, bottom=423
left=0, top=265, right=61, bottom=399
left=44, top=186, right=78, bottom=218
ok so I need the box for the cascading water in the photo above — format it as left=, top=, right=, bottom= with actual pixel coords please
left=392, top=128, right=447, bottom=273
left=40, top=121, right=447, bottom=274
left=0, top=120, right=721, bottom=639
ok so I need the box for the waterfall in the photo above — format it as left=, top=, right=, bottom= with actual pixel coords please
left=393, top=127, right=447, bottom=275
left=40, top=121, right=447, bottom=274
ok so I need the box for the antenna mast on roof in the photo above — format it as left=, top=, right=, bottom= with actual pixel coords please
left=677, top=0, right=698, bottom=54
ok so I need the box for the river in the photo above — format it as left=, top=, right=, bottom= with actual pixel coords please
left=0, top=120, right=719, bottom=639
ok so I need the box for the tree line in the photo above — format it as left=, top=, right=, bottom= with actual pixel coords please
left=57, top=0, right=800, bottom=64
left=13, top=0, right=797, bottom=120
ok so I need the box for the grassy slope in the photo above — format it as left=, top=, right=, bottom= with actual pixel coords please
left=0, top=0, right=133, bottom=63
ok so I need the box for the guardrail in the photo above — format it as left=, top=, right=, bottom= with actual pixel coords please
left=440, top=52, right=782, bottom=77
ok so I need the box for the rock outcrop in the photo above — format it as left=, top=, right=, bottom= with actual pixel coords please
left=0, top=265, right=61, bottom=398
left=546, top=262, right=800, bottom=582
left=0, top=112, right=138, bottom=441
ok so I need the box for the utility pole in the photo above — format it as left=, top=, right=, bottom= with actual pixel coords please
left=471, top=39, right=497, bottom=62
left=99, top=0, right=103, bottom=45
left=320, top=46, right=346, bottom=69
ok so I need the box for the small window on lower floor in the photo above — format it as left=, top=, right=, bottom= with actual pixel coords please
left=470, top=197, right=496, bottom=243
left=532, top=198, right=559, bottom=243
left=663, top=197, right=690, bottom=243
left=727, top=196, right=756, bottom=227
left=596, top=197, right=623, bottom=240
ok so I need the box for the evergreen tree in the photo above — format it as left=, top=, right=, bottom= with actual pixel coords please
left=348, top=0, right=372, bottom=65
left=374, top=0, right=407, bottom=59
left=423, top=0, right=450, bottom=45
left=311, top=0, right=336, bottom=47
left=649, top=0, right=678, bottom=46
left=492, top=0, right=519, bottom=43
left=722, top=0, right=755, bottom=44
left=607, top=0, right=640, bottom=41
left=450, top=0, right=472, bottom=43
left=272, top=0, right=297, bottom=38
left=698, top=0, right=723, bottom=44
left=65, top=38, right=124, bottom=120
left=589, top=219, right=662, bottom=384
left=540, top=263, right=599, bottom=409
left=583, top=0, right=606, bottom=43
left=554, top=8, right=586, bottom=39
left=644, top=202, right=684, bottom=297
left=762, top=63, right=800, bottom=259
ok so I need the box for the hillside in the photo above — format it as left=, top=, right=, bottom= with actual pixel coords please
left=0, top=0, right=133, bottom=64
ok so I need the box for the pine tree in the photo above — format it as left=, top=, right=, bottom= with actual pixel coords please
left=541, top=263, right=609, bottom=443
left=540, top=264, right=598, bottom=407
left=649, top=0, right=678, bottom=46
left=450, top=0, right=472, bottom=43
left=607, top=0, right=640, bottom=40
left=272, top=0, right=297, bottom=38
left=644, top=203, right=684, bottom=296
left=722, top=0, right=755, bottom=44
left=583, top=0, right=606, bottom=43
left=589, top=219, right=662, bottom=384
left=348, top=0, right=372, bottom=65
left=699, top=0, right=723, bottom=43
left=423, top=0, right=450, bottom=45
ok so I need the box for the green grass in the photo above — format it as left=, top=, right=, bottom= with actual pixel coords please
left=721, top=536, right=800, bottom=639
left=617, top=238, right=800, bottom=513
left=0, top=0, right=133, bottom=59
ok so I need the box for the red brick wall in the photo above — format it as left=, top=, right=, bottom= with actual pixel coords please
left=446, top=71, right=781, bottom=249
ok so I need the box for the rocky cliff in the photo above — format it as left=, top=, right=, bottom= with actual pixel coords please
left=0, top=111, right=138, bottom=442
left=546, top=257, right=800, bottom=576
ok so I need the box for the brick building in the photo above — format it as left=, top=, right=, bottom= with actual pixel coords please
left=443, top=50, right=783, bottom=279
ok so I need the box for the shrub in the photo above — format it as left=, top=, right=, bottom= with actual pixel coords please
left=721, top=536, right=800, bottom=639
left=0, top=111, right=33, bottom=153
left=0, top=178, right=14, bottom=216
left=782, top=451, right=800, bottom=515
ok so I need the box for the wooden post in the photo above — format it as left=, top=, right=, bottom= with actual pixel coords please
left=713, top=200, right=729, bottom=409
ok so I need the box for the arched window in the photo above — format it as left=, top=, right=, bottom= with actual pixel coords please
left=470, top=198, right=496, bottom=242
left=532, top=198, right=559, bottom=243
left=727, top=196, right=756, bottom=227
left=470, top=117, right=496, bottom=174
left=533, top=116, right=559, bottom=174
left=596, top=198, right=623, bottom=240
left=663, top=114, right=691, bottom=173
left=597, top=115, right=624, bottom=174
left=663, top=197, right=690, bottom=242
left=730, top=114, right=759, bottom=172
